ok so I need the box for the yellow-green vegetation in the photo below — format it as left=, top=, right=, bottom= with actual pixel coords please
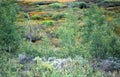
left=38, top=6, right=44, bottom=11
left=81, top=4, right=120, bottom=58
left=49, top=3, right=64, bottom=9
left=1, top=0, right=120, bottom=77
left=41, top=20, right=54, bottom=26
left=31, top=14, right=40, bottom=20
left=51, top=13, right=65, bottom=20
left=0, top=52, right=106, bottom=77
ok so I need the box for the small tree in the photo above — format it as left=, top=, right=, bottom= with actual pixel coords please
left=0, top=0, right=21, bottom=52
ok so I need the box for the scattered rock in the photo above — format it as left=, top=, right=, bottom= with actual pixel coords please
left=18, top=54, right=120, bottom=73
left=48, top=57, right=56, bottom=62
left=18, top=54, right=34, bottom=64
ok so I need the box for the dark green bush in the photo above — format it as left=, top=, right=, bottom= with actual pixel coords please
left=67, top=2, right=88, bottom=8
left=49, top=3, right=63, bottom=9
left=78, top=2, right=88, bottom=8
left=31, top=15, right=40, bottom=20
left=0, top=0, right=22, bottom=52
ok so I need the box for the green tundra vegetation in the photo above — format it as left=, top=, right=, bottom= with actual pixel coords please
left=0, top=0, right=120, bottom=77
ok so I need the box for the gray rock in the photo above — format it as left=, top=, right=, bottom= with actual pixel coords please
left=90, top=57, right=120, bottom=73
left=18, top=54, right=34, bottom=64
left=41, top=57, right=47, bottom=61
left=99, top=58, right=120, bottom=72
left=48, top=57, right=56, bottom=62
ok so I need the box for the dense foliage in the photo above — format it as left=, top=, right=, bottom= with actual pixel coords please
left=0, top=0, right=21, bottom=52
left=0, top=1, right=120, bottom=77
left=81, top=4, right=120, bottom=58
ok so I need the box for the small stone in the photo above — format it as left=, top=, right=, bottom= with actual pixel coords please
left=48, top=57, right=56, bottom=62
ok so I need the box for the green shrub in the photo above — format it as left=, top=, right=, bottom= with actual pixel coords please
left=0, top=0, right=22, bottom=52
left=0, top=51, right=20, bottom=77
left=51, top=13, right=65, bottom=20
left=49, top=3, right=63, bottom=9
left=38, top=6, right=44, bottom=11
left=0, top=52, right=108, bottom=77
left=56, top=9, right=87, bottom=58
left=42, top=20, right=54, bottom=26
left=31, top=15, right=40, bottom=20
left=18, top=37, right=57, bottom=58
left=31, top=14, right=52, bottom=20
left=67, top=2, right=88, bottom=8
left=28, top=56, right=108, bottom=77
left=18, top=41, right=40, bottom=56
left=78, top=2, right=88, bottom=8
left=81, top=4, right=120, bottom=58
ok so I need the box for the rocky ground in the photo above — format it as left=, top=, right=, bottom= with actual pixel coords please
left=18, top=54, right=120, bottom=74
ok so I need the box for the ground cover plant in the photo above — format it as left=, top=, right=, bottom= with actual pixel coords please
left=0, top=0, right=120, bottom=77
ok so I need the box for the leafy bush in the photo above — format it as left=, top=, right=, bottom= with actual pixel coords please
left=0, top=0, right=22, bottom=52
left=0, top=52, right=20, bottom=77
left=81, top=4, right=120, bottom=58
left=56, top=9, right=87, bottom=58
left=18, top=41, right=40, bottom=56
left=49, top=3, right=63, bottom=9
left=78, top=1, right=88, bottom=8
left=67, top=2, right=88, bottom=8
left=19, top=37, right=57, bottom=58
left=42, top=20, right=54, bottom=26
left=31, top=15, right=40, bottom=20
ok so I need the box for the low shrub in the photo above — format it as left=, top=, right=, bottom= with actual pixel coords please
left=18, top=37, right=57, bottom=58
left=24, top=29, right=43, bottom=43
left=67, top=2, right=88, bottom=8
left=38, top=6, right=44, bottom=11
left=18, top=41, right=39, bottom=56
left=30, top=15, right=40, bottom=20
left=81, top=4, right=120, bottom=59
left=49, top=3, right=63, bottom=9
left=0, top=52, right=20, bottom=77
left=30, top=13, right=51, bottom=20
left=56, top=9, right=86, bottom=58
left=0, top=54, right=107, bottom=77
left=41, top=20, right=54, bottom=26
left=51, top=13, right=65, bottom=20
left=78, top=1, right=88, bottom=8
